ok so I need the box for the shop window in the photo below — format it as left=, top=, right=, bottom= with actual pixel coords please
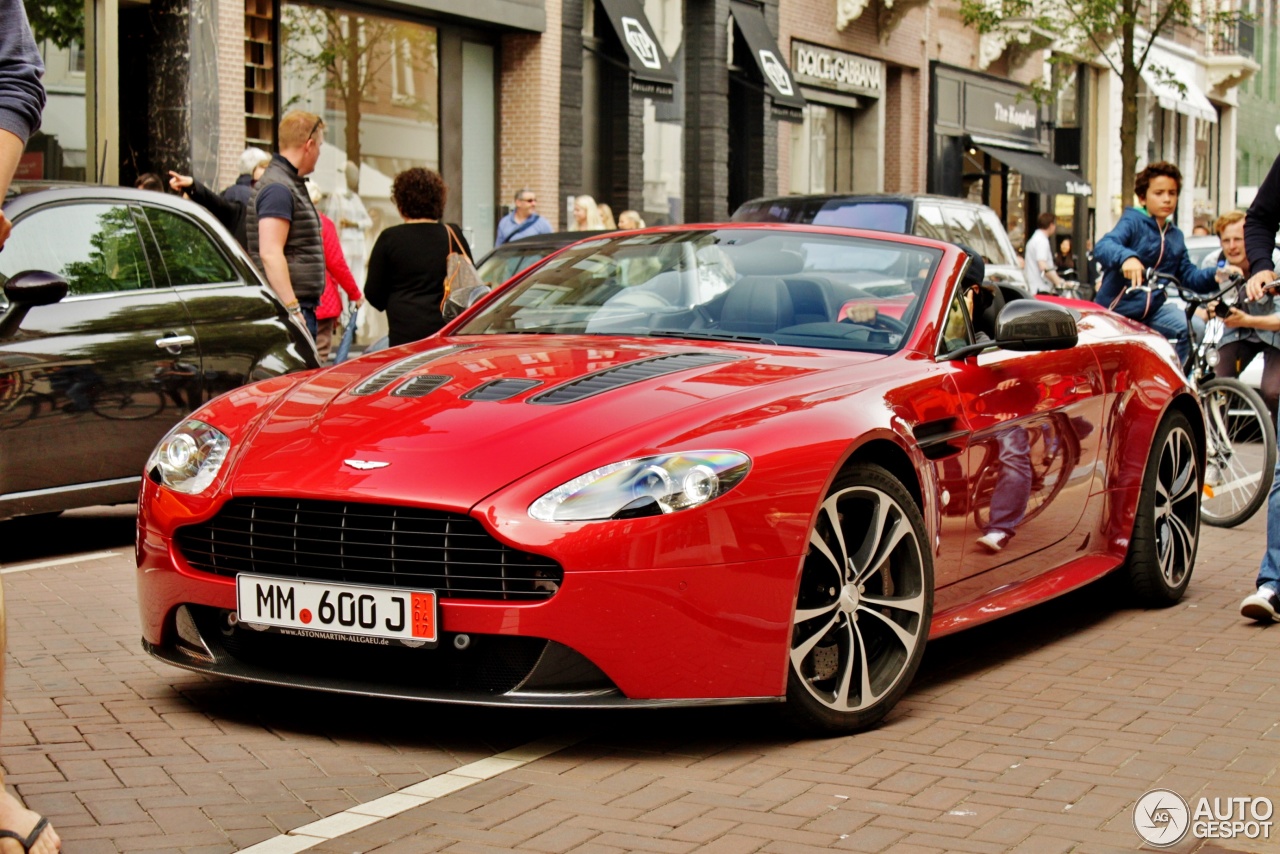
left=281, top=5, right=440, bottom=247
left=391, top=38, right=417, bottom=105
left=791, top=104, right=855, bottom=195
left=21, top=25, right=91, bottom=182
left=643, top=0, right=683, bottom=224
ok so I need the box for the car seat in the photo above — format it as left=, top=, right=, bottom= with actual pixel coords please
left=720, top=277, right=794, bottom=334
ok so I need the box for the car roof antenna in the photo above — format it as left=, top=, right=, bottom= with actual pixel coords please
left=98, top=140, right=109, bottom=185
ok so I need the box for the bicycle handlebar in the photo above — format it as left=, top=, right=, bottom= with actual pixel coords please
left=1123, top=268, right=1244, bottom=306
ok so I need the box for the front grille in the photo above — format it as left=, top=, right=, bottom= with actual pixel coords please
left=176, top=498, right=562, bottom=601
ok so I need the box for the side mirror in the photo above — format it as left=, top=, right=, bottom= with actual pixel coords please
left=441, top=283, right=491, bottom=319
left=994, top=300, right=1078, bottom=351
left=4, top=270, right=68, bottom=308
left=0, top=270, right=67, bottom=339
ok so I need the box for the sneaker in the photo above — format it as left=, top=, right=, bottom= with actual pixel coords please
left=1240, top=587, right=1280, bottom=623
left=977, top=531, right=1009, bottom=553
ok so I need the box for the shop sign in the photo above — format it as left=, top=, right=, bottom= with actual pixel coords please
left=791, top=42, right=882, bottom=98
left=964, top=83, right=1043, bottom=145
left=15, top=152, right=43, bottom=180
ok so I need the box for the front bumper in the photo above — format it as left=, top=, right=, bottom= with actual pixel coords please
left=137, top=490, right=801, bottom=704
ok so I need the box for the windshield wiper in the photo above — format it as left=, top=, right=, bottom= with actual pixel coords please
left=646, top=329, right=777, bottom=345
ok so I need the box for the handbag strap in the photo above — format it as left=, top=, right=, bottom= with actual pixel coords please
left=444, top=223, right=465, bottom=257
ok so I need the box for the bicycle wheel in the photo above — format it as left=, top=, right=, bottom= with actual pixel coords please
left=91, top=387, right=166, bottom=421
left=1199, top=377, right=1276, bottom=527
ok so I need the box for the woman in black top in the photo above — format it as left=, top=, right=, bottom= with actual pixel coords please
left=364, top=167, right=472, bottom=346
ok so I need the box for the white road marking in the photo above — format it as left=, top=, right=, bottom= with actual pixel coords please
left=1, top=551, right=121, bottom=574
left=236, top=734, right=581, bottom=853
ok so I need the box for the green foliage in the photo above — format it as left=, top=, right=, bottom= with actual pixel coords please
left=61, top=207, right=150, bottom=295
left=23, top=0, right=83, bottom=51
left=957, top=0, right=1241, bottom=203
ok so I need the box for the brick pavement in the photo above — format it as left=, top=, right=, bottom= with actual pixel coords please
left=0, top=504, right=1277, bottom=853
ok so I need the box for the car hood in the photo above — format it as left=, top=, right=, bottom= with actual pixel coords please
left=223, top=335, right=887, bottom=509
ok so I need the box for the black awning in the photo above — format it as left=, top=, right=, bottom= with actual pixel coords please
left=973, top=143, right=1093, bottom=197
left=729, top=1, right=805, bottom=119
left=598, top=0, right=677, bottom=98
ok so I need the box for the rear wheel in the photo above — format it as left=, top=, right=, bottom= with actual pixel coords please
left=785, top=464, right=932, bottom=733
left=1199, top=377, right=1275, bottom=527
left=1126, top=411, right=1200, bottom=605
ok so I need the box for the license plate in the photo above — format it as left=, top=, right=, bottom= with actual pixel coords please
left=235, top=574, right=437, bottom=647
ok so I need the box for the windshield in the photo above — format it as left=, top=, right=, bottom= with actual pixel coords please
left=456, top=229, right=941, bottom=353
left=476, top=247, right=552, bottom=287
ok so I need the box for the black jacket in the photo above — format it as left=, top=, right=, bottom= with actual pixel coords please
left=1246, top=153, right=1280, bottom=276
left=189, top=179, right=247, bottom=249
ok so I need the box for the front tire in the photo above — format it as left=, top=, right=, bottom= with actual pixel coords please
left=785, top=463, right=933, bottom=733
left=1126, top=411, right=1200, bottom=605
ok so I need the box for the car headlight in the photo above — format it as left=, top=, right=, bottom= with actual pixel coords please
left=529, top=450, right=750, bottom=522
left=146, top=420, right=231, bottom=494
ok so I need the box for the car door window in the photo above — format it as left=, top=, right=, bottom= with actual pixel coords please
left=141, top=207, right=237, bottom=286
left=0, top=203, right=153, bottom=294
left=915, top=205, right=948, bottom=241
left=942, top=206, right=998, bottom=265
left=977, top=208, right=1018, bottom=267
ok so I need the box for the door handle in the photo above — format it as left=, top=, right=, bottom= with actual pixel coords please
left=155, top=334, right=195, bottom=350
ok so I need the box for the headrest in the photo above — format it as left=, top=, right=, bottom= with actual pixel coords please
left=724, top=245, right=805, bottom=276
left=720, top=277, right=795, bottom=334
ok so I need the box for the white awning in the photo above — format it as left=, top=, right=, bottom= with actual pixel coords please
left=1141, top=43, right=1217, bottom=123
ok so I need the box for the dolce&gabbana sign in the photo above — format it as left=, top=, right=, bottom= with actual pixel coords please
left=791, top=42, right=883, bottom=98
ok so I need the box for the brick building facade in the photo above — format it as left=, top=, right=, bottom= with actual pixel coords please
left=17, top=0, right=1256, bottom=258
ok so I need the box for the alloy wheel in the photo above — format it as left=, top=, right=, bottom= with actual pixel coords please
left=792, top=484, right=927, bottom=712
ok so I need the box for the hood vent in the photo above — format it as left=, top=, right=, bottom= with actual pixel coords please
left=391, top=374, right=451, bottom=398
left=349, top=345, right=468, bottom=397
left=463, top=378, right=544, bottom=401
left=529, top=352, right=737, bottom=405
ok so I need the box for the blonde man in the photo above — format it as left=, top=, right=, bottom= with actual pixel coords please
left=248, top=110, right=327, bottom=337
left=1214, top=209, right=1280, bottom=418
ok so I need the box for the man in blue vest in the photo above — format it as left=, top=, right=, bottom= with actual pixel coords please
left=247, top=110, right=327, bottom=337
left=495, top=187, right=551, bottom=246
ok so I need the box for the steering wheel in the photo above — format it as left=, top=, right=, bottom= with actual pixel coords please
left=840, top=311, right=907, bottom=334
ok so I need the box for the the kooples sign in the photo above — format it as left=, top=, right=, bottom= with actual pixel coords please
left=993, top=101, right=1036, bottom=130
left=791, top=42, right=883, bottom=98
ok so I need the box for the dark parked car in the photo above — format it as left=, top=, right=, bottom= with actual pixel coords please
left=0, top=186, right=318, bottom=521
left=476, top=231, right=605, bottom=287
left=732, top=193, right=1027, bottom=289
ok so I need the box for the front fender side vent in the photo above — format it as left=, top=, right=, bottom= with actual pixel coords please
left=350, top=345, right=468, bottom=396
left=529, top=352, right=737, bottom=405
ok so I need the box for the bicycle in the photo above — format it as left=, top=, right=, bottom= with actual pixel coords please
left=1126, top=269, right=1276, bottom=527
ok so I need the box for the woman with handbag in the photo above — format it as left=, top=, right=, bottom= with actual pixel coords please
left=364, top=167, right=472, bottom=347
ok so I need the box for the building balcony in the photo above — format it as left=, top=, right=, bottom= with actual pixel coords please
left=1206, top=14, right=1259, bottom=94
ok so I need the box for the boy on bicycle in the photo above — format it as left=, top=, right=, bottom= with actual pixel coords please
left=1094, top=161, right=1220, bottom=364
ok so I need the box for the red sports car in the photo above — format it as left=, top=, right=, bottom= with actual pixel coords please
left=136, top=224, right=1204, bottom=732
